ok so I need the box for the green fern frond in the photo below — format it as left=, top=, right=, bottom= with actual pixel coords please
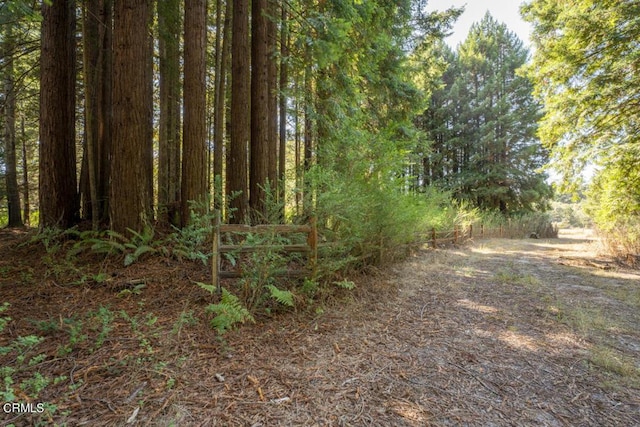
left=334, top=279, right=356, bottom=290
left=195, top=281, right=217, bottom=294
left=105, top=230, right=128, bottom=242
left=90, top=239, right=126, bottom=254
left=205, top=288, right=254, bottom=334
left=266, top=285, right=294, bottom=307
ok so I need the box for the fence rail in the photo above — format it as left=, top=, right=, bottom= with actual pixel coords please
left=211, top=212, right=317, bottom=292
left=427, top=221, right=550, bottom=248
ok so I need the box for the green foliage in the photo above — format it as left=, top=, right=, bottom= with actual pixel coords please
left=204, top=287, right=255, bottom=334
left=266, top=284, right=294, bottom=307
left=0, top=303, right=56, bottom=404
left=550, top=200, right=591, bottom=228
left=523, top=0, right=640, bottom=259
left=523, top=0, right=640, bottom=194
left=585, top=153, right=640, bottom=259
left=89, top=306, right=115, bottom=350
left=57, top=316, right=87, bottom=356
left=169, top=201, right=214, bottom=264
left=333, top=279, right=356, bottom=290
left=312, top=168, right=458, bottom=272
left=68, top=227, right=158, bottom=266
left=415, top=13, right=551, bottom=214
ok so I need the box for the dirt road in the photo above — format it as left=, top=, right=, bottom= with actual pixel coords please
left=194, top=229, right=640, bottom=426
left=3, top=229, right=639, bottom=426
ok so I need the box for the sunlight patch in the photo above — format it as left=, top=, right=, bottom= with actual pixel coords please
left=457, top=298, right=498, bottom=314
left=546, top=332, right=586, bottom=351
left=498, top=330, right=539, bottom=352
left=388, top=399, right=431, bottom=425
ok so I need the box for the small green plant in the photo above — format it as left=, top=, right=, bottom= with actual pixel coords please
left=69, top=227, right=158, bottom=266
left=119, top=310, right=155, bottom=354
left=23, top=226, right=69, bottom=253
left=117, top=283, right=146, bottom=298
left=266, top=284, right=294, bottom=307
left=172, top=309, right=199, bottom=336
left=302, top=279, right=319, bottom=298
left=202, top=287, right=255, bottom=334
left=89, top=306, right=114, bottom=350
left=20, top=372, right=50, bottom=398
left=57, top=316, right=87, bottom=356
left=169, top=202, right=215, bottom=265
left=0, top=303, right=58, bottom=406
left=333, top=279, right=356, bottom=290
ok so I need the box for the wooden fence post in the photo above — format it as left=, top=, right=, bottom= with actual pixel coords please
left=307, top=216, right=318, bottom=277
left=469, top=224, right=473, bottom=239
left=212, top=210, right=221, bottom=294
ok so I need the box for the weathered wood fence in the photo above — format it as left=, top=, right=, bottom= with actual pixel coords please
left=211, top=212, right=317, bottom=292
left=428, top=222, right=538, bottom=248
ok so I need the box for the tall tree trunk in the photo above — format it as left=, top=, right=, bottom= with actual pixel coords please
left=111, top=0, right=153, bottom=234
left=250, top=0, right=270, bottom=220
left=158, top=0, right=181, bottom=224
left=213, top=0, right=229, bottom=209
left=81, top=0, right=101, bottom=229
left=97, top=0, right=113, bottom=224
left=267, top=0, right=278, bottom=204
left=278, top=3, right=288, bottom=210
left=3, top=27, right=23, bottom=227
left=21, top=117, right=30, bottom=226
left=181, top=0, right=209, bottom=226
left=228, top=0, right=250, bottom=223
left=302, top=45, right=314, bottom=217
left=213, top=0, right=230, bottom=210
left=39, top=0, right=78, bottom=228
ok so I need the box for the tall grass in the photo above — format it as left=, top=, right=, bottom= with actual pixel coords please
left=474, top=211, right=558, bottom=239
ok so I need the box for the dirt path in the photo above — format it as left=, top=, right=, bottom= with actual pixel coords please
left=183, top=229, right=639, bottom=426
left=2, top=229, right=640, bottom=426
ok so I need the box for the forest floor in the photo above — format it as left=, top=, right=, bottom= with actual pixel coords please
left=1, top=228, right=639, bottom=426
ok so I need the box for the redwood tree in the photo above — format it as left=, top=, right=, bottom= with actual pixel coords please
left=181, top=0, right=209, bottom=225
left=158, top=0, right=182, bottom=223
left=3, top=26, right=22, bottom=227
left=250, top=0, right=270, bottom=219
left=110, top=0, right=153, bottom=233
left=228, top=0, right=250, bottom=223
left=39, top=0, right=78, bottom=228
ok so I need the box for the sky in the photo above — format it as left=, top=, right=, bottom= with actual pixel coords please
left=425, top=1, right=533, bottom=48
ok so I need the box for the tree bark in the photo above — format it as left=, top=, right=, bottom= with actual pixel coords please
left=182, top=0, right=209, bottom=226
left=110, top=0, right=153, bottom=234
left=158, top=0, right=182, bottom=224
left=213, top=0, right=230, bottom=211
left=278, top=2, right=288, bottom=211
left=3, top=27, right=23, bottom=227
left=81, top=0, right=100, bottom=229
left=228, top=0, right=250, bottom=223
left=39, top=0, right=78, bottom=228
left=250, top=0, right=270, bottom=221
left=21, top=117, right=30, bottom=226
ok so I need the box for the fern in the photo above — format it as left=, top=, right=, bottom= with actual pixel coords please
left=334, top=279, right=356, bottom=290
left=266, top=285, right=294, bottom=307
left=124, top=245, right=156, bottom=266
left=205, top=288, right=254, bottom=334
left=195, top=281, right=217, bottom=294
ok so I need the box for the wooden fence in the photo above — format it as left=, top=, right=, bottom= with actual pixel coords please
left=428, top=222, right=543, bottom=248
left=211, top=212, right=317, bottom=292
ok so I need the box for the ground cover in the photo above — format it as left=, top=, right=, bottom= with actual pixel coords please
left=1, top=228, right=638, bottom=426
